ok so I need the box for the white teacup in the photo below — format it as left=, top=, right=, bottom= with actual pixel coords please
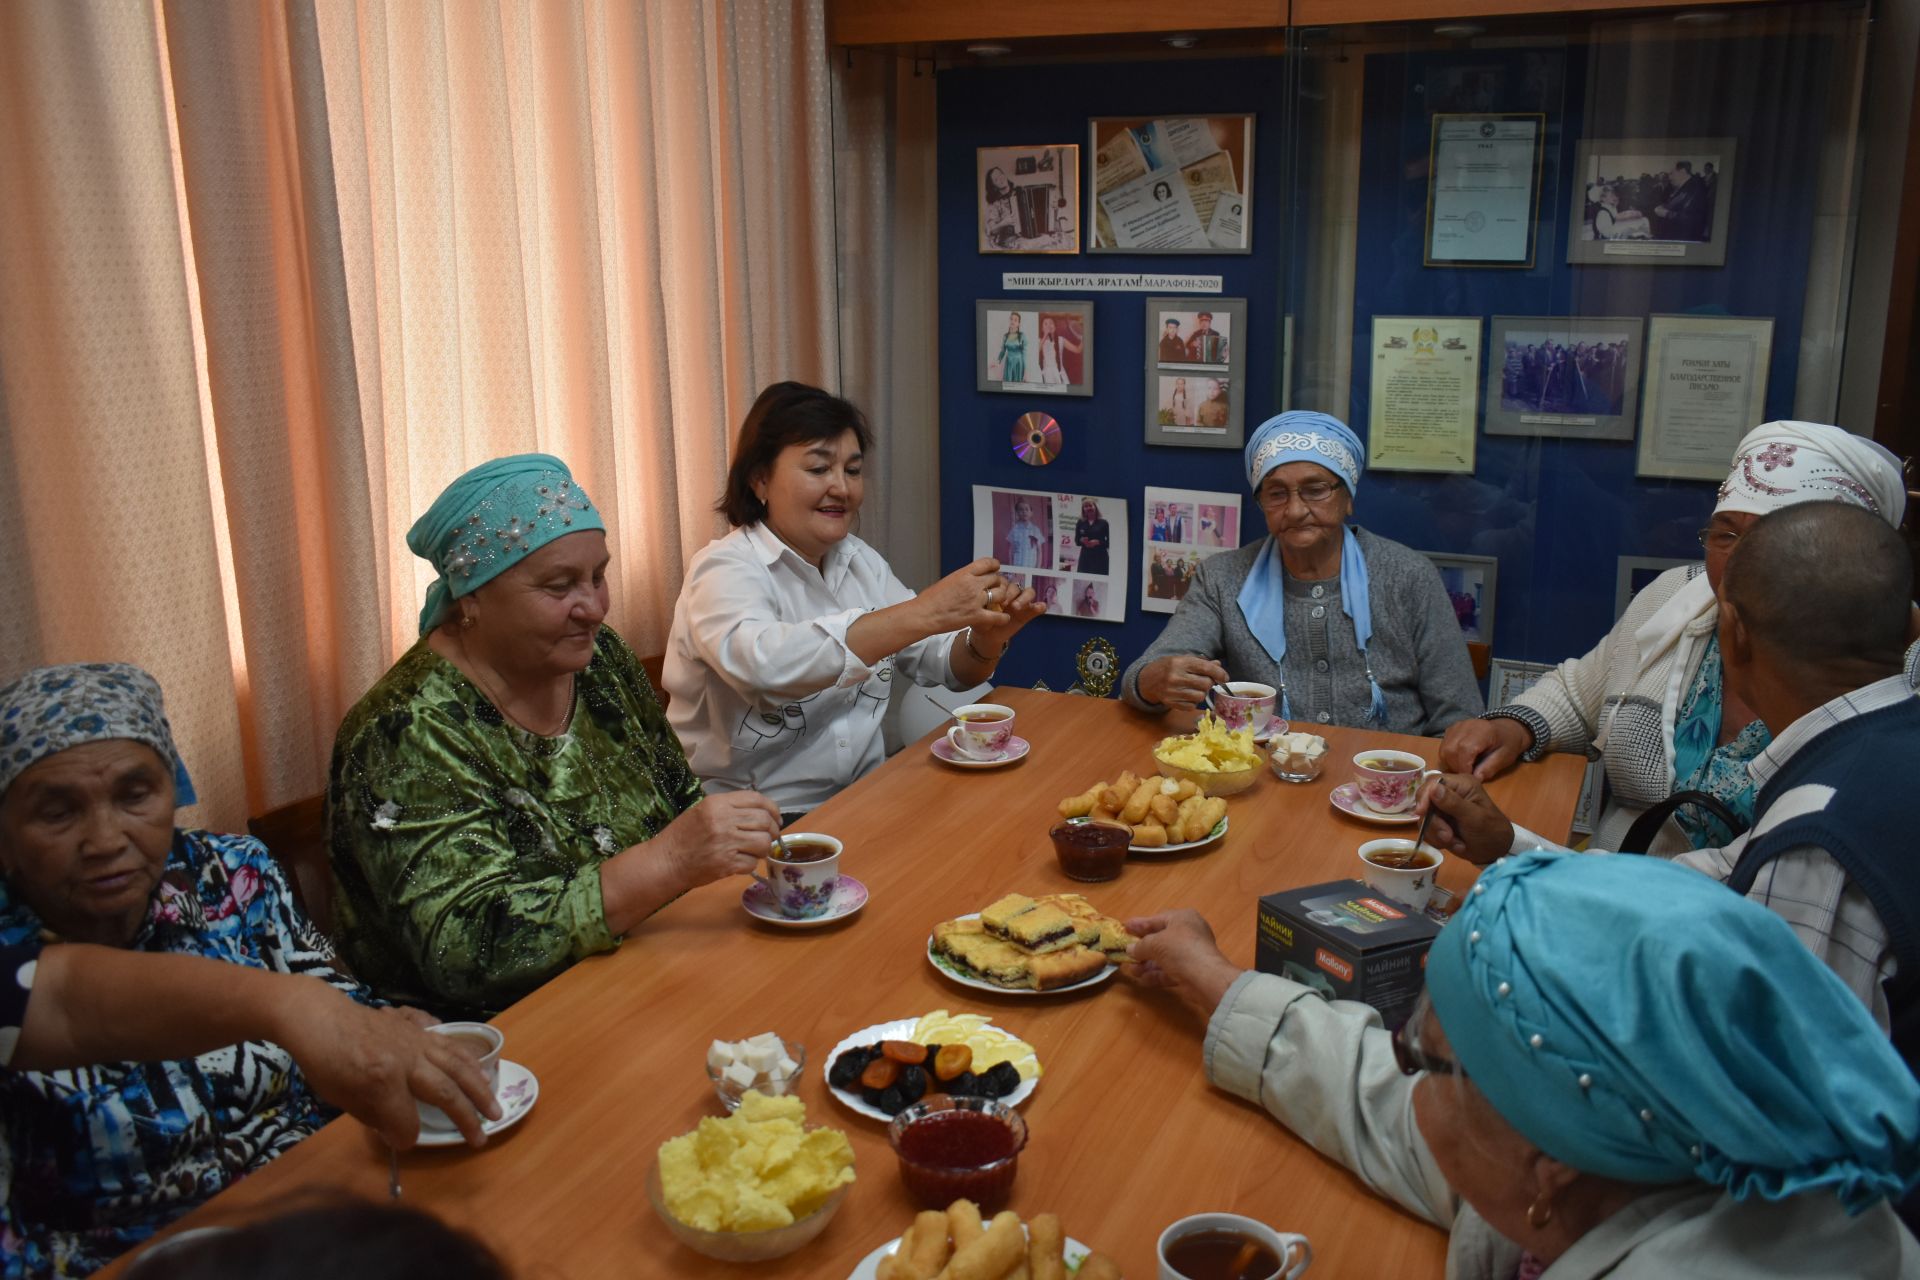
left=1207, top=682, right=1277, bottom=735
left=1350, top=749, right=1441, bottom=815
left=418, top=1022, right=503, bottom=1132
left=1157, top=1211, right=1312, bottom=1280
left=947, top=703, right=1017, bottom=760
left=754, top=833, right=843, bottom=919
left=1358, top=838, right=1447, bottom=912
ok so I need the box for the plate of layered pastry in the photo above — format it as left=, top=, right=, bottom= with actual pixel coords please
left=926, top=892, right=1134, bottom=995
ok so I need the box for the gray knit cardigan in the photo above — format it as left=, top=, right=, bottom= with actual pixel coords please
left=1120, top=528, right=1485, bottom=737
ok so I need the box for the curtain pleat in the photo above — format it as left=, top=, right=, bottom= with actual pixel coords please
left=0, top=0, right=248, bottom=829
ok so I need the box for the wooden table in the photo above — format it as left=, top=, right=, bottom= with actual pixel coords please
left=106, top=689, right=1584, bottom=1278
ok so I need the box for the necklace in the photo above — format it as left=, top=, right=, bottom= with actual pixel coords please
left=452, top=633, right=577, bottom=738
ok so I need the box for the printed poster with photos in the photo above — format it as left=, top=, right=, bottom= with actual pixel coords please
left=1142, top=487, right=1241, bottom=615
left=1088, top=115, right=1253, bottom=254
left=973, top=485, right=1129, bottom=624
left=1144, top=296, right=1249, bottom=450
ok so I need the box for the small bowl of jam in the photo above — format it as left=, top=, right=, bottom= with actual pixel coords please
left=886, top=1096, right=1028, bottom=1212
left=1049, top=819, right=1131, bottom=882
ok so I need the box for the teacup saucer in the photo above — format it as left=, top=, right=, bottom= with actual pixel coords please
left=741, top=874, right=869, bottom=927
left=930, top=734, right=1031, bottom=768
left=1330, top=782, right=1419, bottom=825
left=417, top=1059, right=538, bottom=1147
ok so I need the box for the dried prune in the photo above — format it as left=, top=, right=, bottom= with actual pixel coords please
left=978, top=1062, right=1022, bottom=1098
left=897, top=1064, right=928, bottom=1104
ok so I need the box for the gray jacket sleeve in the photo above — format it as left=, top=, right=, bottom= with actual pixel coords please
left=1121, top=562, right=1231, bottom=712
left=1203, top=971, right=1458, bottom=1228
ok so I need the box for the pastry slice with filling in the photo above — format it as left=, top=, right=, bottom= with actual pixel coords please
left=937, top=929, right=1033, bottom=988
left=1005, top=903, right=1080, bottom=954
left=980, top=893, right=1038, bottom=941
left=1025, top=944, right=1107, bottom=990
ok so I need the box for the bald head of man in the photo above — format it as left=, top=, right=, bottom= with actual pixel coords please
left=1720, top=502, right=1910, bottom=707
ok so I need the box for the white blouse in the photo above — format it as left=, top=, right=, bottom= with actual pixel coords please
left=663, top=523, right=967, bottom=814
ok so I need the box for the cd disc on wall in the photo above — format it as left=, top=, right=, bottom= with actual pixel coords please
left=1013, top=412, right=1062, bottom=466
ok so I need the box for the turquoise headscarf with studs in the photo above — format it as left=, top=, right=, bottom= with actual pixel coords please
left=407, top=454, right=606, bottom=634
left=1427, top=851, right=1920, bottom=1211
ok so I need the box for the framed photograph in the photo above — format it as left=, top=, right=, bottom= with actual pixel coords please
left=1484, top=316, right=1645, bottom=440
left=1144, top=296, right=1248, bottom=449
left=976, top=301, right=1094, bottom=396
left=1088, top=114, right=1254, bottom=254
left=1566, top=137, right=1735, bottom=267
left=1637, top=314, right=1773, bottom=480
left=1615, top=556, right=1699, bottom=619
left=1424, top=114, right=1546, bottom=268
left=1141, top=486, right=1241, bottom=615
left=1423, top=552, right=1499, bottom=645
left=977, top=145, right=1080, bottom=254
left=1486, top=658, right=1555, bottom=709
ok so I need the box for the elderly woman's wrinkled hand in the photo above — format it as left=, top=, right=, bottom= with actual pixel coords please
left=1437, top=717, right=1533, bottom=781
left=660, top=790, right=783, bottom=890
left=1139, top=655, right=1232, bottom=712
left=1122, top=909, right=1244, bottom=1024
left=279, top=992, right=501, bottom=1150
left=1414, top=773, right=1515, bottom=865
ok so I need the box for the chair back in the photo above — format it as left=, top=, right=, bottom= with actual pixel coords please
left=640, top=652, right=668, bottom=711
left=247, top=794, right=334, bottom=938
left=1466, top=641, right=1491, bottom=681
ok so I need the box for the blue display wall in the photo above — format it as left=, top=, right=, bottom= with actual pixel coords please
left=935, top=35, right=1837, bottom=692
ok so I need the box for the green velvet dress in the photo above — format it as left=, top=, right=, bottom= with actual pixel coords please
left=327, top=626, right=701, bottom=1018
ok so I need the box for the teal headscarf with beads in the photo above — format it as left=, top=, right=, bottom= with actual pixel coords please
left=407, top=455, right=605, bottom=634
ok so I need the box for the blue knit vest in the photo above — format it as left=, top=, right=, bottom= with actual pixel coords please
left=1727, top=696, right=1920, bottom=1074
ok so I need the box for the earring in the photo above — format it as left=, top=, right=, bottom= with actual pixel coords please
left=460, top=611, right=476, bottom=630
left=1526, top=1192, right=1554, bottom=1230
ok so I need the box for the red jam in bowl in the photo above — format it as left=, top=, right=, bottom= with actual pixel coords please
left=889, top=1102, right=1028, bottom=1211
left=1050, top=820, right=1131, bottom=882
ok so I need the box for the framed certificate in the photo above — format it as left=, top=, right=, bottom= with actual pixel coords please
left=1424, top=114, right=1546, bottom=268
left=1637, top=315, right=1773, bottom=480
left=1366, top=316, right=1481, bottom=474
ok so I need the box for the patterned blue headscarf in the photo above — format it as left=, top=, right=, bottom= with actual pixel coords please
left=0, top=663, right=196, bottom=805
left=408, top=454, right=605, bottom=634
left=1236, top=411, right=1384, bottom=726
left=1428, top=851, right=1920, bottom=1211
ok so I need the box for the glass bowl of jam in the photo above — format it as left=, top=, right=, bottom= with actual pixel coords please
left=1049, top=819, right=1131, bottom=882
left=886, top=1096, right=1029, bottom=1212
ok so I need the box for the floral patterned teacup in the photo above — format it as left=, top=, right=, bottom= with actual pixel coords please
left=947, top=703, right=1017, bottom=761
left=1350, top=750, right=1441, bottom=815
left=755, top=833, right=844, bottom=919
left=418, top=1022, right=504, bottom=1132
left=1206, top=682, right=1277, bottom=735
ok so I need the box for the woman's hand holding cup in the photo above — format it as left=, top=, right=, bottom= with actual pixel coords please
left=660, top=791, right=784, bottom=890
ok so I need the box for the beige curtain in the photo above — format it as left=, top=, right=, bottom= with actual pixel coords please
left=0, top=0, right=867, bottom=829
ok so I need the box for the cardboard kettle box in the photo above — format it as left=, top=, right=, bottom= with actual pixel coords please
left=1256, top=879, right=1441, bottom=1030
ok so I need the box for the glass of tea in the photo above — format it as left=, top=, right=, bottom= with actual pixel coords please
left=1356, top=838, right=1446, bottom=911
left=1156, top=1211, right=1312, bottom=1280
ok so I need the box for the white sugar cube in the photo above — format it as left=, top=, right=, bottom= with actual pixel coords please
left=772, top=1055, right=799, bottom=1079
left=744, top=1031, right=783, bottom=1052
left=721, top=1060, right=757, bottom=1090
left=707, top=1039, right=736, bottom=1072
left=740, top=1040, right=784, bottom=1073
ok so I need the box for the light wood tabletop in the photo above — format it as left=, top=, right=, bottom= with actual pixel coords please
left=105, top=688, right=1585, bottom=1279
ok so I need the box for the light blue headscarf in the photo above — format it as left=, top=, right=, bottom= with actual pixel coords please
left=1235, top=411, right=1383, bottom=726
left=0, top=663, right=197, bottom=805
left=408, top=454, right=605, bottom=634
left=1428, top=851, right=1920, bottom=1211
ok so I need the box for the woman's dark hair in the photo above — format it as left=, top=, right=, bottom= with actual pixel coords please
left=719, top=381, right=874, bottom=528
left=129, top=1198, right=509, bottom=1280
